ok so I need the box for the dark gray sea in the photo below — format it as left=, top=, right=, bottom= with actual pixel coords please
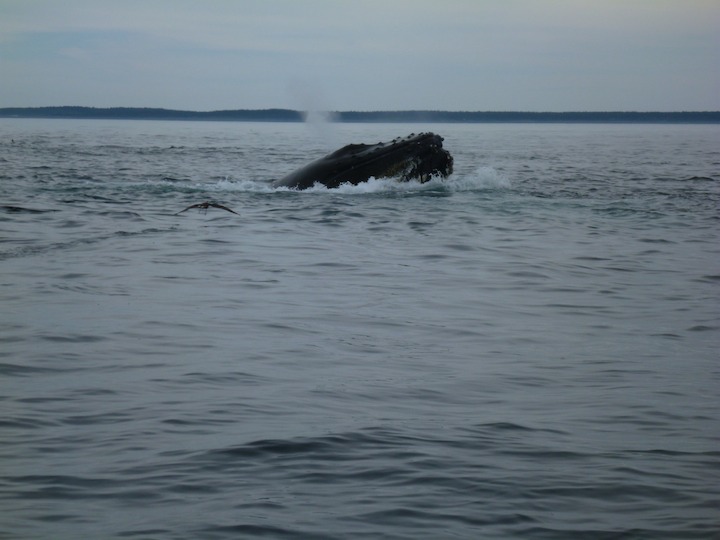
left=1, top=119, right=718, bottom=539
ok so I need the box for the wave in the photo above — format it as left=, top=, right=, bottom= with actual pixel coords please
left=153, top=166, right=512, bottom=195
left=0, top=226, right=178, bottom=261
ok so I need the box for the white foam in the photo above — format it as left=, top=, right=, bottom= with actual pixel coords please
left=449, top=166, right=512, bottom=191
left=303, top=177, right=439, bottom=194
left=182, top=167, right=511, bottom=195
left=176, top=177, right=278, bottom=193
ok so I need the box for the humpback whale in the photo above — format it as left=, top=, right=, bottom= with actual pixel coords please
left=271, top=132, right=453, bottom=190
left=175, top=133, right=453, bottom=215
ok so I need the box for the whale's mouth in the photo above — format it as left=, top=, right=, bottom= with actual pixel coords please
left=272, top=132, right=453, bottom=190
left=331, top=132, right=453, bottom=182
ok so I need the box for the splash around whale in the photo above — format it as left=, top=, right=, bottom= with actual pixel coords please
left=174, top=133, right=454, bottom=214
left=271, top=132, right=453, bottom=190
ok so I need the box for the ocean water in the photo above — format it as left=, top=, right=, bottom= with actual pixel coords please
left=0, top=119, right=718, bottom=539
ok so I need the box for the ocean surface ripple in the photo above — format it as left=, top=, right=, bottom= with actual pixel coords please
left=1, top=120, right=718, bottom=539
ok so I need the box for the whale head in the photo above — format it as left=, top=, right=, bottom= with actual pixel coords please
left=272, top=132, right=453, bottom=190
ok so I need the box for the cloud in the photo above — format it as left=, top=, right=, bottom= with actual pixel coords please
left=1, top=0, right=718, bottom=110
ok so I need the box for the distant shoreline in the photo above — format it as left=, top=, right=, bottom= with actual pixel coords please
left=1, top=106, right=719, bottom=123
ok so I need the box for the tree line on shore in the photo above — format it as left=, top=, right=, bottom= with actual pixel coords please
left=1, top=106, right=718, bottom=123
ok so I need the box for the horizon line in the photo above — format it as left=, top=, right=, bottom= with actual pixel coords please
left=1, top=106, right=719, bottom=124
left=2, top=106, right=719, bottom=114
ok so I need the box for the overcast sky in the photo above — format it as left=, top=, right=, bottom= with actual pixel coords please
left=1, top=0, right=719, bottom=111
